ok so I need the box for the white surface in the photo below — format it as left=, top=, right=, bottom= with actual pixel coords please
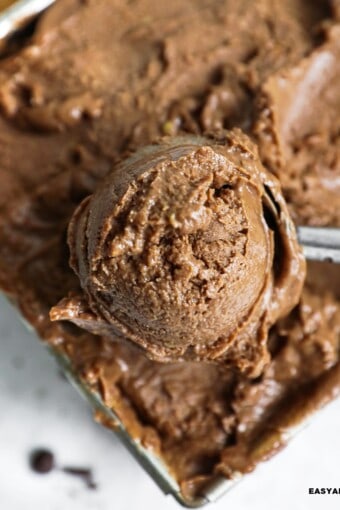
left=0, top=294, right=339, bottom=510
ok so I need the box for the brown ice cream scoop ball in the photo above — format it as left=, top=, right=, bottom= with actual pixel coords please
left=51, top=129, right=305, bottom=377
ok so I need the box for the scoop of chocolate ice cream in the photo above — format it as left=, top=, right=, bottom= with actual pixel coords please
left=51, top=130, right=305, bottom=376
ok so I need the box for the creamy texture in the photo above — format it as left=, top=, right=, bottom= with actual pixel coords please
left=0, top=0, right=339, bottom=503
left=51, top=131, right=305, bottom=376
left=254, top=22, right=340, bottom=226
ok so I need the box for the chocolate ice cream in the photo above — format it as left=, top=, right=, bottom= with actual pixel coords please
left=0, top=0, right=339, bottom=503
left=51, top=131, right=305, bottom=376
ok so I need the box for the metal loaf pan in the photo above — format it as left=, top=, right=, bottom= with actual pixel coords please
left=1, top=1, right=339, bottom=507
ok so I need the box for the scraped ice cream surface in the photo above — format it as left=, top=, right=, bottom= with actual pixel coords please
left=51, top=131, right=305, bottom=376
left=0, top=0, right=339, bottom=502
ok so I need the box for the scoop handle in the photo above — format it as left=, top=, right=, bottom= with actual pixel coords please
left=297, top=226, right=340, bottom=263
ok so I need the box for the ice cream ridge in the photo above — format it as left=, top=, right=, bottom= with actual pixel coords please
left=51, top=129, right=305, bottom=377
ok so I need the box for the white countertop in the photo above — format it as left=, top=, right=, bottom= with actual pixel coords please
left=0, top=293, right=339, bottom=510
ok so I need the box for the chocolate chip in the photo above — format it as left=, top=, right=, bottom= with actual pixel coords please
left=29, top=449, right=55, bottom=474
left=62, top=467, right=97, bottom=490
left=29, top=450, right=97, bottom=489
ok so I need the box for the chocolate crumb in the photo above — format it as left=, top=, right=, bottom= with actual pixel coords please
left=29, top=449, right=55, bottom=474
left=62, top=467, right=97, bottom=489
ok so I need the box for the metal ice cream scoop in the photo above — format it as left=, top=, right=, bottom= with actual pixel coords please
left=262, top=182, right=340, bottom=264
left=297, top=226, right=340, bottom=263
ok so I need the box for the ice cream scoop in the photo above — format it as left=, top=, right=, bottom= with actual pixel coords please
left=51, top=130, right=305, bottom=376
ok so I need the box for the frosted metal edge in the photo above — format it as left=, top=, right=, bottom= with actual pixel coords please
left=48, top=347, right=210, bottom=508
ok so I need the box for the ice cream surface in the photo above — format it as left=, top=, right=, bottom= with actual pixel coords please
left=0, top=0, right=339, bottom=502
left=51, top=131, right=305, bottom=375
